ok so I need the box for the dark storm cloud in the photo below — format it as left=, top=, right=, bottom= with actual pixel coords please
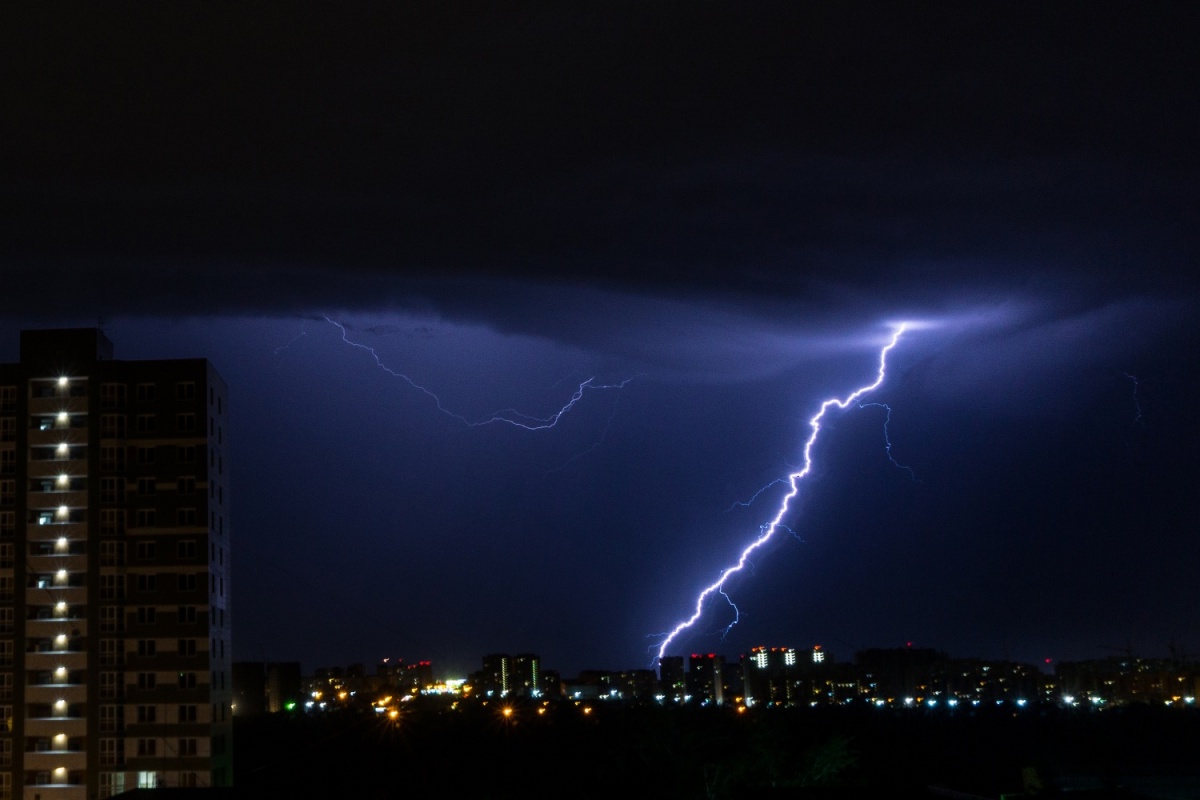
left=6, top=2, right=1198, bottom=323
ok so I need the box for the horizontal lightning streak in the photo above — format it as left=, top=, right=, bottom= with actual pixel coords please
left=653, top=323, right=908, bottom=662
left=325, top=316, right=632, bottom=430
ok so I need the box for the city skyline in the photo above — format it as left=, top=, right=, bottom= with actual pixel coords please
left=5, top=5, right=1199, bottom=678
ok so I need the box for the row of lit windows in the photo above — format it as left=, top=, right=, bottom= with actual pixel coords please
left=100, top=771, right=207, bottom=797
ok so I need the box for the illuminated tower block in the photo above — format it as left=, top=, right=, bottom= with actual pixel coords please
left=687, top=653, right=725, bottom=705
left=741, top=645, right=800, bottom=706
left=0, top=329, right=233, bottom=798
left=657, top=656, right=685, bottom=703
left=509, top=653, right=540, bottom=697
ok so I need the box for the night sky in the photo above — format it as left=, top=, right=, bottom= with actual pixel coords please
left=4, top=3, right=1198, bottom=678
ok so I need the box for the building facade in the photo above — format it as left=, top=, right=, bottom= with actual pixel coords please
left=687, top=653, right=725, bottom=705
left=0, top=329, right=232, bottom=798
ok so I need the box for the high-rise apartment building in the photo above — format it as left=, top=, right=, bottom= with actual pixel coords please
left=0, top=329, right=232, bottom=798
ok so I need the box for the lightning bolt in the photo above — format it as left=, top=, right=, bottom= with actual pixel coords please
left=544, top=391, right=625, bottom=475
left=653, top=323, right=908, bottom=662
left=325, top=315, right=632, bottom=430
left=725, top=478, right=791, bottom=513
left=858, top=402, right=918, bottom=480
left=1124, top=373, right=1144, bottom=424
left=273, top=330, right=307, bottom=355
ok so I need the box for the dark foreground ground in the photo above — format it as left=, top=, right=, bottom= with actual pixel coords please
left=231, top=700, right=1200, bottom=799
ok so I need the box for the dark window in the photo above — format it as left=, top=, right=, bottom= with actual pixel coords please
left=100, top=478, right=126, bottom=504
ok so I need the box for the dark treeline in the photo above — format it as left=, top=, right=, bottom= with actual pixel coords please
left=232, top=699, right=1199, bottom=799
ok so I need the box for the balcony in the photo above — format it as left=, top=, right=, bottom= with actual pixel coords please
left=24, top=651, right=86, bottom=672
left=25, top=670, right=86, bottom=689
left=27, top=537, right=87, bottom=557
left=25, top=684, right=87, bottom=705
left=27, top=695, right=86, bottom=711
left=26, top=554, right=88, bottom=575
left=26, top=490, right=88, bottom=512
left=26, top=429, right=87, bottom=448
left=26, top=459, right=87, bottom=479
left=24, top=587, right=88, bottom=608
left=26, top=605, right=85, bottom=622
left=27, top=396, right=88, bottom=416
left=28, top=523, right=86, bottom=541
left=22, top=715, right=86, bottom=739
left=22, top=781, right=88, bottom=800
left=23, top=749, right=87, bottom=772
left=24, top=618, right=88, bottom=639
